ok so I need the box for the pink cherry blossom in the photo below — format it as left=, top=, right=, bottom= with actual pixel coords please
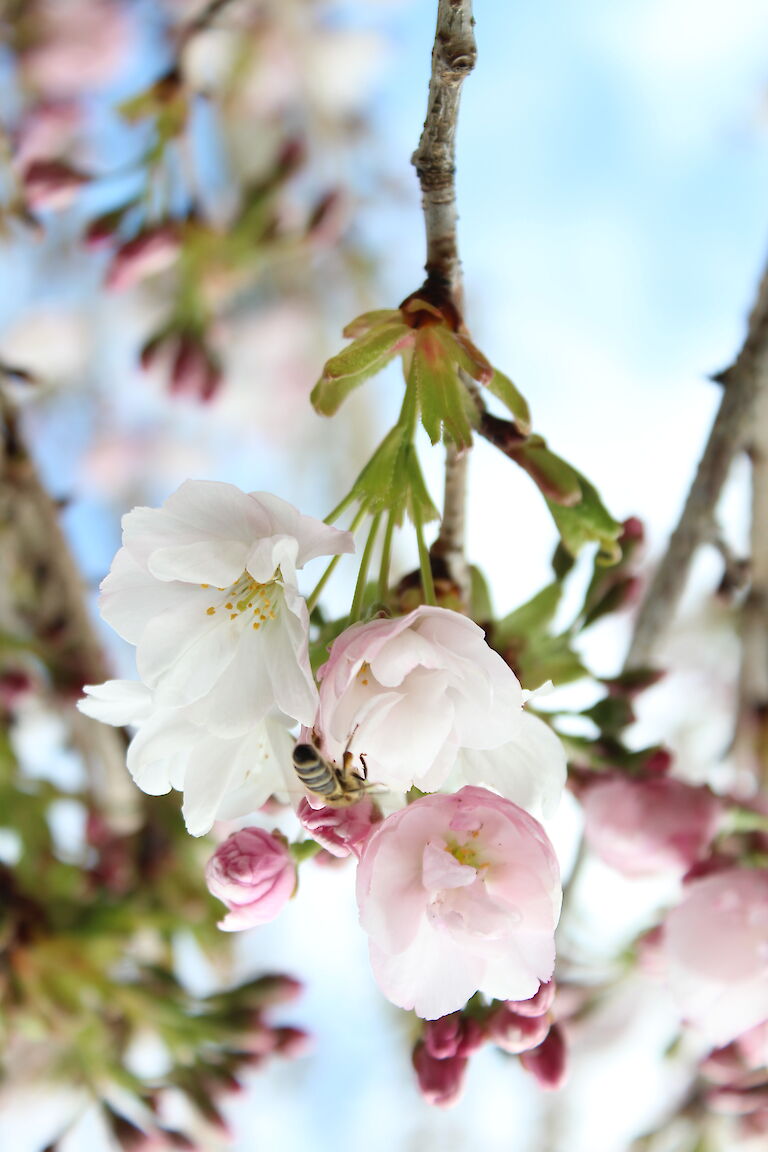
left=662, top=868, right=768, bottom=1046
left=316, top=606, right=565, bottom=814
left=356, top=787, right=562, bottom=1020
left=97, top=480, right=353, bottom=732
left=485, top=1005, right=551, bottom=1054
left=582, top=775, right=722, bottom=877
left=106, top=226, right=182, bottom=292
left=297, top=796, right=379, bottom=858
left=206, top=827, right=296, bottom=931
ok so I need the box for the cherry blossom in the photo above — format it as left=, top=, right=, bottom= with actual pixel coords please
left=582, top=775, right=723, bottom=877
left=356, top=787, right=562, bottom=1019
left=98, top=480, right=353, bottom=732
left=315, top=606, right=566, bottom=813
left=206, top=828, right=296, bottom=930
left=78, top=680, right=295, bottom=835
left=662, top=868, right=768, bottom=1046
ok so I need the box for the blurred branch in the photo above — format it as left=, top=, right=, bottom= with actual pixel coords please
left=0, top=395, right=140, bottom=831
left=733, top=349, right=768, bottom=788
left=625, top=259, right=768, bottom=669
left=412, top=0, right=477, bottom=600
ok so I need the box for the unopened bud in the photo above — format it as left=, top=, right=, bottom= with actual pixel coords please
left=23, top=158, right=88, bottom=210
left=520, top=1023, right=568, bottom=1090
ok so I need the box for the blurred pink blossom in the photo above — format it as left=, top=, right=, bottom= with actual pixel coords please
left=206, top=827, right=296, bottom=931
left=662, top=867, right=768, bottom=1046
left=582, top=775, right=722, bottom=877
left=356, top=786, right=562, bottom=1019
left=23, top=0, right=133, bottom=96
left=22, top=158, right=88, bottom=210
left=485, top=1005, right=551, bottom=1055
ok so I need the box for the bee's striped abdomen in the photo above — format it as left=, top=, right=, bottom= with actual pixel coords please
left=292, top=742, right=339, bottom=797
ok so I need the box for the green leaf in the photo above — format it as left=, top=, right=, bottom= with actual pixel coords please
left=404, top=447, right=440, bottom=524
left=516, top=633, right=587, bottom=688
left=581, top=695, right=635, bottom=735
left=546, top=472, right=622, bottom=563
left=496, top=582, right=563, bottom=645
left=411, top=330, right=475, bottom=449
left=343, top=310, right=401, bottom=338
left=581, top=575, right=637, bottom=628
left=311, top=322, right=409, bottom=416
left=485, top=368, right=532, bottom=433
left=512, top=436, right=583, bottom=505
left=469, top=565, right=494, bottom=622
left=449, top=331, right=494, bottom=384
left=351, top=426, right=408, bottom=514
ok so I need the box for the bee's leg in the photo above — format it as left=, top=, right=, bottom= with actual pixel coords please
left=359, top=753, right=368, bottom=781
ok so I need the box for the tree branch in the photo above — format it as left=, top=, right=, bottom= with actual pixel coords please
left=413, top=0, right=477, bottom=600
left=625, top=259, right=768, bottom=670
left=0, top=395, right=140, bottom=832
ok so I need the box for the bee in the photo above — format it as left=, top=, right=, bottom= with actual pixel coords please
left=292, top=736, right=372, bottom=807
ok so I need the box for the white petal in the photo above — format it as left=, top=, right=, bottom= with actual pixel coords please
left=126, top=710, right=195, bottom=796
left=137, top=594, right=240, bottom=702
left=249, top=491, right=355, bottom=567
left=147, top=538, right=248, bottom=586
left=77, top=680, right=152, bottom=726
left=453, top=713, right=566, bottom=819
left=99, top=547, right=180, bottom=643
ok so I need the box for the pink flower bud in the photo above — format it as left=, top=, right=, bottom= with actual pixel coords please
left=205, top=828, right=296, bottom=931
left=106, top=225, right=180, bottom=291
left=23, top=158, right=88, bottom=210
left=297, top=795, right=378, bottom=859
left=504, top=979, right=556, bottom=1018
left=273, top=1026, right=313, bottom=1059
left=485, top=1005, right=551, bottom=1054
left=520, top=1023, right=568, bottom=1090
left=412, top=1042, right=468, bottom=1108
left=582, top=776, right=722, bottom=877
left=169, top=335, right=222, bottom=403
left=424, top=1013, right=464, bottom=1059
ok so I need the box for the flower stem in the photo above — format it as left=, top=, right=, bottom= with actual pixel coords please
left=307, top=506, right=367, bottom=613
left=324, top=489, right=356, bottom=526
left=378, top=507, right=397, bottom=602
left=413, top=499, right=437, bottom=607
left=349, top=512, right=383, bottom=623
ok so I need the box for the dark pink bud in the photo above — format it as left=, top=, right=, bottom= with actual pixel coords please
left=273, top=1026, right=313, bottom=1059
left=0, top=668, right=34, bottom=709
left=298, top=796, right=378, bottom=859
left=106, top=225, right=180, bottom=291
left=621, top=517, right=644, bottom=544
left=169, top=335, right=222, bottom=404
left=412, top=1043, right=468, bottom=1108
left=485, top=1006, right=550, bottom=1054
left=456, top=1016, right=485, bottom=1056
left=520, top=1023, right=568, bottom=1090
left=642, top=747, right=673, bottom=774
left=708, top=1086, right=768, bottom=1116
left=424, top=1013, right=463, bottom=1059
left=140, top=332, right=173, bottom=372
left=23, top=158, right=88, bottom=210
left=504, top=980, right=556, bottom=1018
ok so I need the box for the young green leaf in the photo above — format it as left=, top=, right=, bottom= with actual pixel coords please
left=343, top=310, right=402, bottom=338
left=311, top=321, right=410, bottom=416
left=512, top=436, right=583, bottom=505
left=485, top=368, right=532, bottom=433
left=546, top=472, right=622, bottom=563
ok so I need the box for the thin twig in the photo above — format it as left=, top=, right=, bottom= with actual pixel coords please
left=412, top=0, right=477, bottom=603
left=625, top=260, right=768, bottom=670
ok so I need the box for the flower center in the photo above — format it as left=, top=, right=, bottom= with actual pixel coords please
left=201, top=572, right=280, bottom=631
left=446, top=832, right=487, bottom=872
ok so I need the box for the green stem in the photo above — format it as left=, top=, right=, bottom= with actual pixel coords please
left=413, top=498, right=436, bottom=606
left=378, top=507, right=397, bottom=602
left=349, top=512, right=382, bottom=622
left=307, top=506, right=367, bottom=612
left=324, top=489, right=356, bottom=526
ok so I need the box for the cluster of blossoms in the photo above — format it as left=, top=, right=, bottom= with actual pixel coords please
left=80, top=479, right=569, bottom=1094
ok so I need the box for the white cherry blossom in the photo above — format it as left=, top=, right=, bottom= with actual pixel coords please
left=78, top=680, right=296, bottom=836
left=98, top=480, right=353, bottom=732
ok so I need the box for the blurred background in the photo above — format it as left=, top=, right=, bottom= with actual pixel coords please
left=1, top=1, right=768, bottom=1149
